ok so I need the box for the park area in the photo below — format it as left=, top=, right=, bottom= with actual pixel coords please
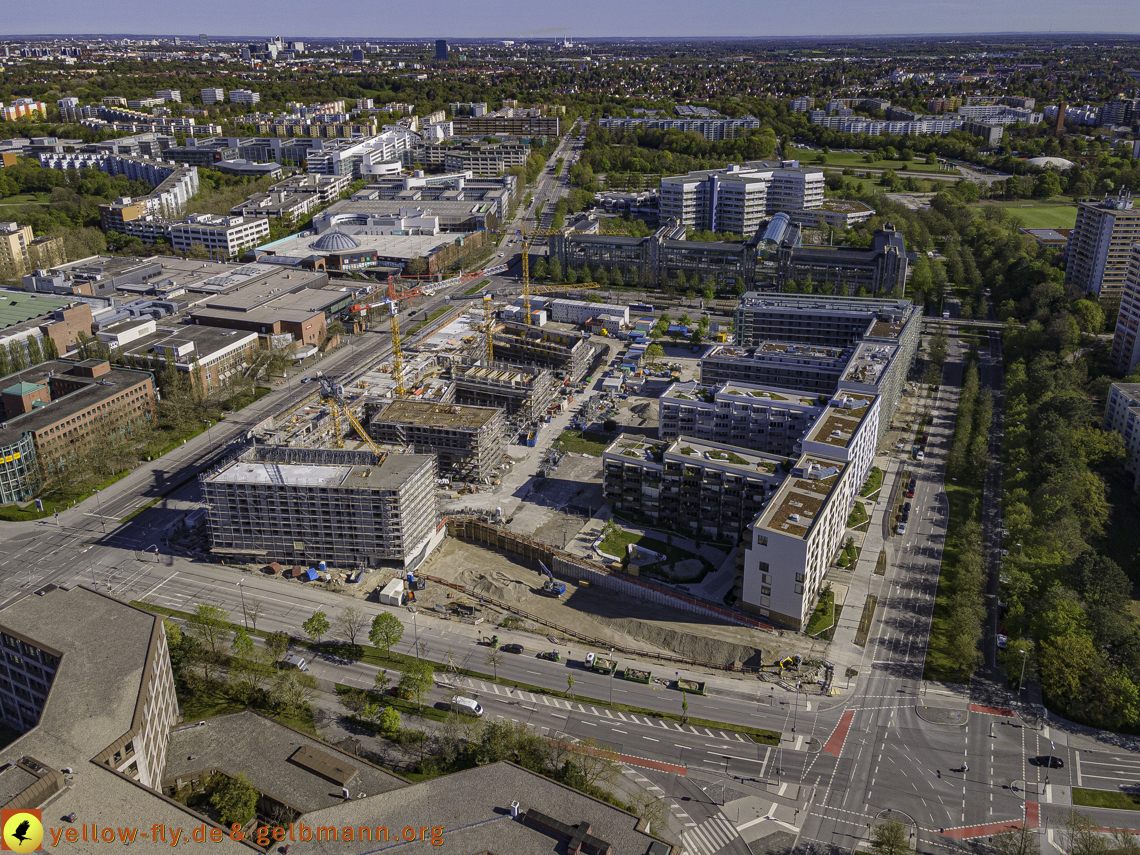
left=971, top=199, right=1078, bottom=230
left=787, top=146, right=955, bottom=175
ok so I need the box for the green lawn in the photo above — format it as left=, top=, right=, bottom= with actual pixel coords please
left=788, top=147, right=955, bottom=174
left=553, top=429, right=613, bottom=457
left=180, top=678, right=316, bottom=734
left=0, top=192, right=51, bottom=208
left=464, top=279, right=491, bottom=296
left=806, top=589, right=836, bottom=636
left=836, top=543, right=860, bottom=568
left=972, top=199, right=1078, bottom=230
left=846, top=502, right=869, bottom=529
left=598, top=524, right=716, bottom=578
left=860, top=467, right=884, bottom=498
left=1072, top=788, right=1140, bottom=811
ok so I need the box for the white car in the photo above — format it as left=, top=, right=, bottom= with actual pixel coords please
left=916, top=451, right=925, bottom=461
left=997, top=634, right=1008, bottom=650
left=1001, top=549, right=1009, bottom=557
left=897, top=521, right=907, bottom=535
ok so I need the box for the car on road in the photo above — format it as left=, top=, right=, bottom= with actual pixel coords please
left=1031, top=755, right=1064, bottom=768
left=501, top=643, right=525, bottom=654
left=284, top=653, right=308, bottom=671
left=997, top=634, right=1008, bottom=649
left=1001, top=549, right=1009, bottom=557
left=903, top=502, right=911, bottom=515
left=897, top=521, right=907, bottom=535
left=916, top=451, right=925, bottom=461
left=301, top=376, right=313, bottom=383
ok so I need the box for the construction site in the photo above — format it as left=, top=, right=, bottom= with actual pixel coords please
left=410, top=525, right=821, bottom=670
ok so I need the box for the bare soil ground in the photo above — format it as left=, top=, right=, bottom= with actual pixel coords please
left=418, top=537, right=812, bottom=668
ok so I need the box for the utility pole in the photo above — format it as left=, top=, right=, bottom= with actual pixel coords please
left=236, top=579, right=248, bottom=630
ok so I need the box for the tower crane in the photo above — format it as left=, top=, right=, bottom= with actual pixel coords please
left=348, top=277, right=425, bottom=397
left=315, top=371, right=385, bottom=458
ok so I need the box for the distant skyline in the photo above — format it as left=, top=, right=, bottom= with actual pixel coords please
left=5, top=0, right=1140, bottom=39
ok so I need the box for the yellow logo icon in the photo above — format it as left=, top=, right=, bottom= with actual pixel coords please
left=1, top=810, right=42, bottom=852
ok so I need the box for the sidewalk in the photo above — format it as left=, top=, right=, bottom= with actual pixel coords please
left=826, top=453, right=903, bottom=669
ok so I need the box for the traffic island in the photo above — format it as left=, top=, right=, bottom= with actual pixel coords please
left=915, top=704, right=969, bottom=726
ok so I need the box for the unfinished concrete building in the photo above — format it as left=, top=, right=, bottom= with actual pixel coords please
left=369, top=400, right=506, bottom=483
left=491, top=322, right=593, bottom=384
left=453, top=360, right=555, bottom=425
left=201, top=447, right=439, bottom=568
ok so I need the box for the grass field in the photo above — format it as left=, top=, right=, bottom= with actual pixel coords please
left=1072, top=788, right=1140, bottom=811
left=788, top=147, right=955, bottom=175
left=0, top=192, right=51, bottom=209
left=972, top=199, right=1078, bottom=230
left=598, top=525, right=714, bottom=578
left=553, top=429, right=613, bottom=456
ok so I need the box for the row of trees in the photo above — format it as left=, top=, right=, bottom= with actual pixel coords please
left=998, top=347, right=1139, bottom=730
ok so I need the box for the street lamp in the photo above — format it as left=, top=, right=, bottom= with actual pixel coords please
left=792, top=681, right=801, bottom=733
left=1018, top=649, right=1028, bottom=696
left=608, top=647, right=614, bottom=705
left=236, top=579, right=248, bottom=630
left=412, top=609, right=420, bottom=660
left=94, top=489, right=106, bottom=534
left=205, top=419, right=213, bottom=444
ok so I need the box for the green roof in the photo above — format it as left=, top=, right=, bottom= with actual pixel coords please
left=2, top=381, right=44, bottom=397
left=0, top=292, right=73, bottom=331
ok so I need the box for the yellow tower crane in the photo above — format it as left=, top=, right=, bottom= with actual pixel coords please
left=349, top=277, right=425, bottom=397
left=315, top=372, right=386, bottom=457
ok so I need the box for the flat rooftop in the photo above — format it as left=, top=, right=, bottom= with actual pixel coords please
left=165, top=711, right=405, bottom=813
left=805, top=393, right=877, bottom=449
left=718, top=382, right=822, bottom=408
left=259, top=228, right=461, bottom=262
left=122, top=325, right=258, bottom=362
left=842, top=342, right=900, bottom=386
left=666, top=436, right=786, bottom=476
left=604, top=435, right=666, bottom=463
left=202, top=269, right=331, bottom=312
left=0, top=290, right=74, bottom=330
left=285, top=761, right=669, bottom=855
left=0, top=359, right=153, bottom=449
left=206, top=452, right=431, bottom=491
left=0, top=586, right=156, bottom=784
left=757, top=455, right=848, bottom=539
left=372, top=399, right=501, bottom=431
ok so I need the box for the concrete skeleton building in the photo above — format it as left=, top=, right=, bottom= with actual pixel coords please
left=1066, top=190, right=1140, bottom=301
left=201, top=446, right=440, bottom=569
left=453, top=360, right=555, bottom=425
left=368, top=399, right=505, bottom=483
left=490, top=321, right=595, bottom=383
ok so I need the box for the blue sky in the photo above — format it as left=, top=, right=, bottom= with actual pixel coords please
left=6, top=0, right=1139, bottom=38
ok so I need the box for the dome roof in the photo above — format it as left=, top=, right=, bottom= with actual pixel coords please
left=312, top=229, right=360, bottom=251
left=1026, top=156, right=1074, bottom=170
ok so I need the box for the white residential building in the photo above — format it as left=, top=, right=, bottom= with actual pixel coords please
left=169, top=214, right=270, bottom=259
left=229, top=89, right=260, bottom=105
left=741, top=453, right=860, bottom=629
left=659, top=162, right=825, bottom=235
left=1104, top=383, right=1140, bottom=493
left=201, top=88, right=225, bottom=104
left=157, top=89, right=182, bottom=103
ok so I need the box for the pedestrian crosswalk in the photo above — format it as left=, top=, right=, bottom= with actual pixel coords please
left=682, top=814, right=740, bottom=855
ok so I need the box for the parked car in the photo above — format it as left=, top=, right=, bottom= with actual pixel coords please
left=997, top=634, right=1008, bottom=649
left=501, top=643, right=525, bottom=654
left=916, top=451, right=925, bottom=461
left=897, top=521, right=907, bottom=535
left=284, top=654, right=308, bottom=672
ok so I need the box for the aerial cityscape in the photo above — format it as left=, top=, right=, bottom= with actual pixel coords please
left=1, top=12, right=1140, bottom=855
